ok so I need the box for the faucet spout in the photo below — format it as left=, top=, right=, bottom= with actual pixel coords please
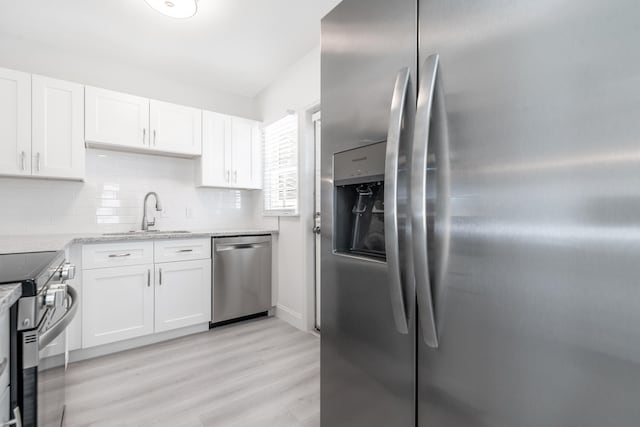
left=142, top=192, right=162, bottom=231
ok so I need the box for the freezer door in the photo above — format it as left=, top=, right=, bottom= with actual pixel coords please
left=417, top=1, right=640, bottom=426
left=320, top=0, right=417, bottom=426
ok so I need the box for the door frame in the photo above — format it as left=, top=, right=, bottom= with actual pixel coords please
left=302, top=103, right=321, bottom=332
left=312, top=110, right=321, bottom=330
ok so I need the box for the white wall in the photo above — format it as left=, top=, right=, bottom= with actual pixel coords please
left=255, top=46, right=321, bottom=330
left=0, top=34, right=258, bottom=119
left=0, top=149, right=258, bottom=235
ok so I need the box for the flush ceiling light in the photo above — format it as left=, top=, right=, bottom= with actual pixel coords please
left=144, top=0, right=198, bottom=19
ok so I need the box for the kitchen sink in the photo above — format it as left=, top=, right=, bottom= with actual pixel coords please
left=102, top=230, right=192, bottom=236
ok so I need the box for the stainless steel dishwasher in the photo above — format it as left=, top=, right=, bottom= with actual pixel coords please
left=212, top=235, right=272, bottom=324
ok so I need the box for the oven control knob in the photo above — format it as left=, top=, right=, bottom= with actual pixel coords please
left=45, top=284, right=67, bottom=309
left=61, top=263, right=76, bottom=281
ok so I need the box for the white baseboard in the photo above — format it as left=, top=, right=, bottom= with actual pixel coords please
left=68, top=323, right=210, bottom=363
left=276, top=304, right=305, bottom=330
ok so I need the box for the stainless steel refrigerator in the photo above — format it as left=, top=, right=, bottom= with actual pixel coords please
left=320, top=1, right=640, bottom=426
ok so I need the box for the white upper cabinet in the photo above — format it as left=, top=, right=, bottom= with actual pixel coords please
left=0, top=67, right=31, bottom=177
left=231, top=117, right=256, bottom=189
left=149, top=100, right=202, bottom=156
left=31, top=75, right=85, bottom=180
left=199, top=112, right=231, bottom=187
left=198, top=111, right=262, bottom=189
left=85, top=86, right=150, bottom=150
left=0, top=69, right=83, bottom=181
left=85, top=89, right=202, bottom=158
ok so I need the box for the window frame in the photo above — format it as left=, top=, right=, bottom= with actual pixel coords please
left=262, top=113, right=300, bottom=217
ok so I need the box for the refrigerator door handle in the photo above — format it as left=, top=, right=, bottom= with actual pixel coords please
left=412, top=54, right=445, bottom=348
left=384, top=67, right=411, bottom=335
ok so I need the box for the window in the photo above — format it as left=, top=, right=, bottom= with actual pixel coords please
left=263, top=113, right=299, bottom=215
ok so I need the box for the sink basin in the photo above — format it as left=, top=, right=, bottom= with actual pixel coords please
left=103, top=230, right=192, bottom=236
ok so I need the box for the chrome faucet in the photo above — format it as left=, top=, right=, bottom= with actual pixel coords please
left=141, top=192, right=163, bottom=231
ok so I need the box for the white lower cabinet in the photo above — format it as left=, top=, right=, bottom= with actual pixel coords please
left=81, top=239, right=212, bottom=351
left=155, top=259, right=212, bottom=332
left=83, top=264, right=155, bottom=348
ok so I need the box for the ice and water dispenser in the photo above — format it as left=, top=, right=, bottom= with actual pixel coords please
left=333, top=141, right=387, bottom=260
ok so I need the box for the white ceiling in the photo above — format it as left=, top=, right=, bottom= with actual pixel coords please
left=0, top=0, right=341, bottom=98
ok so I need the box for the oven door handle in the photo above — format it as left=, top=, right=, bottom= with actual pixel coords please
left=38, top=285, right=79, bottom=350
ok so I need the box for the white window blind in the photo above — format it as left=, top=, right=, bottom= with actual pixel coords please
left=263, top=113, right=299, bottom=215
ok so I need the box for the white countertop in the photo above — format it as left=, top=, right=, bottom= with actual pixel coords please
left=0, top=229, right=278, bottom=255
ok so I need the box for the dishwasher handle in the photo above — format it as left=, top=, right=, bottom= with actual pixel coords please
left=216, top=243, right=269, bottom=252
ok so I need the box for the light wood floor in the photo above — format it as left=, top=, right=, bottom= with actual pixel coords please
left=65, top=317, right=320, bottom=427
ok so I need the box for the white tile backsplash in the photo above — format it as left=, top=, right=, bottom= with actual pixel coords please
left=0, top=149, right=260, bottom=235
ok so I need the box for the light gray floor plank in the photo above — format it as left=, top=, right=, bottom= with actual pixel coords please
left=65, top=317, right=320, bottom=427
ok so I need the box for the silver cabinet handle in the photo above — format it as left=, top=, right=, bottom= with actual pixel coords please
left=3, top=407, right=22, bottom=427
left=159, top=268, right=162, bottom=285
left=153, top=129, right=157, bottom=146
left=384, top=67, right=412, bottom=335
left=234, top=170, right=238, bottom=183
left=20, top=151, right=25, bottom=171
left=226, top=170, right=230, bottom=183
left=108, top=253, right=131, bottom=258
left=0, top=357, right=7, bottom=378
left=411, top=53, right=449, bottom=348
left=35, top=152, right=41, bottom=172
left=143, top=128, right=147, bottom=145
left=177, top=249, right=193, bottom=253
left=147, top=269, right=151, bottom=287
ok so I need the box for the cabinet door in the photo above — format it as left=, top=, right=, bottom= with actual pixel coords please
left=155, top=259, right=211, bottom=332
left=32, top=75, right=85, bottom=180
left=85, top=86, right=149, bottom=149
left=83, top=265, right=154, bottom=348
left=250, top=122, right=263, bottom=189
left=230, top=117, right=254, bottom=189
left=149, top=100, right=202, bottom=156
left=0, top=67, right=31, bottom=177
left=198, top=111, right=231, bottom=187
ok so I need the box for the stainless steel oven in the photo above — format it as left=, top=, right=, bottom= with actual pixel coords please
left=2, top=251, right=78, bottom=427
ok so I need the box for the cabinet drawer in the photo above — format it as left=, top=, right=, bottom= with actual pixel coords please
left=82, top=241, right=153, bottom=269
left=154, top=239, right=211, bottom=263
left=0, top=310, right=8, bottom=390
